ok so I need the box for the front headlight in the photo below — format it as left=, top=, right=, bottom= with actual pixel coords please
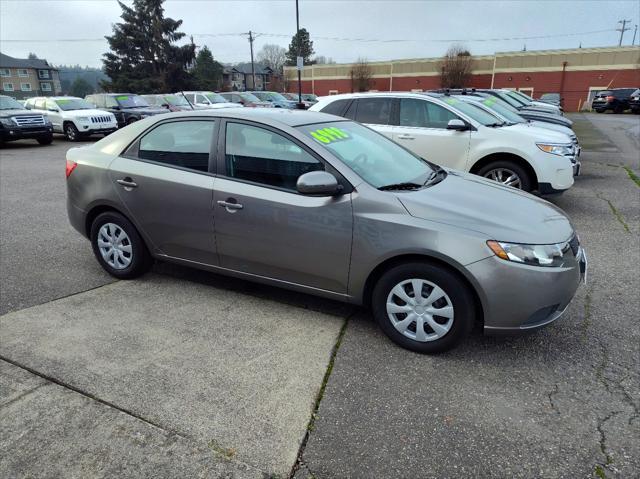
left=536, top=143, right=573, bottom=156
left=0, top=117, right=15, bottom=127
left=77, top=117, right=90, bottom=122
left=487, top=240, right=570, bottom=267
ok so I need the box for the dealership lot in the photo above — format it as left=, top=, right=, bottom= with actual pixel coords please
left=1, top=114, right=639, bottom=478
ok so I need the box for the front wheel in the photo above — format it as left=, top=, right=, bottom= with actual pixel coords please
left=477, top=160, right=532, bottom=192
left=372, top=263, right=475, bottom=353
left=64, top=123, right=80, bottom=141
left=37, top=134, right=53, bottom=145
left=90, top=211, right=152, bottom=279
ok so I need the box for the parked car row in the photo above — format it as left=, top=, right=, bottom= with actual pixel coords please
left=0, top=94, right=54, bottom=145
left=591, top=88, right=640, bottom=113
left=311, top=90, right=580, bottom=195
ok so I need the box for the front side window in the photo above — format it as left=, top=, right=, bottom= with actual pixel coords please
left=138, top=120, right=215, bottom=172
left=320, top=98, right=350, bottom=117
left=354, top=98, right=393, bottom=125
left=399, top=98, right=459, bottom=129
left=225, top=122, right=323, bottom=190
left=34, top=98, right=46, bottom=109
left=45, top=99, right=58, bottom=111
left=441, top=97, right=502, bottom=126
left=298, top=121, right=434, bottom=188
left=105, top=96, right=119, bottom=108
left=115, top=94, right=149, bottom=108
left=56, top=98, right=94, bottom=111
left=204, top=92, right=228, bottom=104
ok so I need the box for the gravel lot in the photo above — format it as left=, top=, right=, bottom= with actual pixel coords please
left=1, top=114, right=638, bottom=479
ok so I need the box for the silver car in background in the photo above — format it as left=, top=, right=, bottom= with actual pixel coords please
left=66, top=109, right=586, bottom=353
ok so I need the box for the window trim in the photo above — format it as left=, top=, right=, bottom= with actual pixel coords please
left=20, top=82, right=32, bottom=92
left=0, top=68, right=10, bottom=77
left=2, top=82, right=14, bottom=92
left=40, top=82, right=52, bottom=92
left=17, top=69, right=29, bottom=78
left=38, top=70, right=51, bottom=79
left=217, top=118, right=352, bottom=195
left=121, top=117, right=220, bottom=176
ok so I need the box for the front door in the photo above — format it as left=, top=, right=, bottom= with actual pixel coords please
left=393, top=98, right=470, bottom=171
left=44, top=99, right=63, bottom=132
left=109, top=119, right=218, bottom=265
left=213, top=121, right=353, bottom=293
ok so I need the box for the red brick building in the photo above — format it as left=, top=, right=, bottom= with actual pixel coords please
left=285, top=46, right=639, bottom=112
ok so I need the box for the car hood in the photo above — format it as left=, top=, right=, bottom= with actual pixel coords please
left=528, top=120, right=573, bottom=137
left=502, top=123, right=572, bottom=143
left=64, top=109, right=116, bottom=118
left=0, top=108, right=41, bottom=118
left=396, top=170, right=573, bottom=244
left=519, top=111, right=573, bottom=127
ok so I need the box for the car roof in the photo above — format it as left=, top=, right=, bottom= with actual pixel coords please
left=151, top=108, right=343, bottom=127
left=318, top=91, right=446, bottom=103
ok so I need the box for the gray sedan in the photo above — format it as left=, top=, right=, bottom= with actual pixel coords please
left=66, top=109, right=586, bottom=353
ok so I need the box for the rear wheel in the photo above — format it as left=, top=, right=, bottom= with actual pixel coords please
left=372, top=262, right=475, bottom=353
left=477, top=160, right=532, bottom=191
left=64, top=122, right=80, bottom=141
left=90, top=211, right=152, bottom=279
left=127, top=117, right=138, bottom=125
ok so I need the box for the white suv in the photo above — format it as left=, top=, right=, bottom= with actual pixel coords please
left=310, top=92, right=576, bottom=194
left=180, top=91, right=243, bottom=109
left=25, top=96, right=118, bottom=141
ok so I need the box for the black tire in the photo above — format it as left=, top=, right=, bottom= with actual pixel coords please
left=476, top=159, right=533, bottom=192
left=90, top=211, right=152, bottom=279
left=64, top=122, right=81, bottom=141
left=37, top=134, right=53, bottom=145
left=127, top=117, right=138, bottom=125
left=613, top=104, right=623, bottom=114
left=594, top=109, right=604, bottom=113
left=371, top=262, right=475, bottom=354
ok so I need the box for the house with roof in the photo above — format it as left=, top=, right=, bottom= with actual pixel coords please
left=222, top=63, right=274, bottom=91
left=0, top=53, right=62, bottom=99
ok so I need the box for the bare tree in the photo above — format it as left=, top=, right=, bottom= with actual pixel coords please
left=440, top=44, right=473, bottom=89
left=350, top=58, right=373, bottom=92
left=314, top=55, right=336, bottom=65
left=257, top=44, right=286, bottom=75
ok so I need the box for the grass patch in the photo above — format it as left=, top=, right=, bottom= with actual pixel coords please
left=622, top=166, right=640, bottom=188
left=207, top=439, right=237, bottom=460
left=594, top=465, right=607, bottom=478
left=597, top=194, right=631, bottom=233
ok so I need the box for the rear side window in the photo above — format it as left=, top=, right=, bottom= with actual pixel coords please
left=354, top=98, right=393, bottom=125
left=138, top=120, right=215, bottom=172
left=35, top=98, right=47, bottom=110
left=224, top=122, right=323, bottom=191
left=320, top=99, right=351, bottom=117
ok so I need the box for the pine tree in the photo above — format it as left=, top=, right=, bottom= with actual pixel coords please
left=102, top=0, right=195, bottom=93
left=192, top=46, right=224, bottom=91
left=285, top=28, right=315, bottom=66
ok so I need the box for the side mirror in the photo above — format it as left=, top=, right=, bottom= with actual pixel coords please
left=112, top=106, right=120, bottom=110
left=48, top=108, right=58, bottom=112
left=446, top=119, right=468, bottom=131
left=296, top=171, right=342, bottom=196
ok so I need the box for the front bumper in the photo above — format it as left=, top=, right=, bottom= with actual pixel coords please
left=1, top=125, right=53, bottom=140
left=466, top=247, right=586, bottom=334
left=77, top=123, right=118, bottom=135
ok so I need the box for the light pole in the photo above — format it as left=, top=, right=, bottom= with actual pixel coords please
left=295, top=0, right=303, bottom=108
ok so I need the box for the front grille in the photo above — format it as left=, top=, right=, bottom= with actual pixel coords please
left=569, top=235, right=580, bottom=257
left=90, top=116, right=112, bottom=123
left=12, top=115, right=45, bottom=127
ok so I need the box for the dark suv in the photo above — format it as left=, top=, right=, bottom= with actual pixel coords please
left=0, top=95, right=53, bottom=146
left=591, top=88, right=637, bottom=113
left=85, top=93, right=167, bottom=127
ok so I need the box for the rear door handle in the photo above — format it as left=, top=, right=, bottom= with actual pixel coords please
left=217, top=200, right=243, bottom=211
left=116, top=178, right=138, bottom=188
left=397, top=134, right=415, bottom=140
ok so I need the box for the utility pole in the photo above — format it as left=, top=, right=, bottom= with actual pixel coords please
left=248, top=31, right=256, bottom=91
left=617, top=19, right=632, bottom=46
left=632, top=24, right=638, bottom=46
left=295, top=0, right=303, bottom=108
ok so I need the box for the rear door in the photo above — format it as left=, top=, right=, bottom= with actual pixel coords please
left=349, top=97, right=396, bottom=139
left=212, top=120, right=353, bottom=293
left=109, top=118, right=219, bottom=264
left=393, top=98, right=470, bottom=170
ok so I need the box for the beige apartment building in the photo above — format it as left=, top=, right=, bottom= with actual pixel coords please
left=0, top=53, right=62, bottom=100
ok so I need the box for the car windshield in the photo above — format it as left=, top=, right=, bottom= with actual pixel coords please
left=503, top=91, right=529, bottom=106
left=511, top=90, right=533, bottom=102
left=164, top=95, right=190, bottom=106
left=114, top=95, right=149, bottom=108
left=204, top=92, right=228, bottom=103
left=541, top=93, right=560, bottom=101
left=0, top=96, right=24, bottom=110
left=442, top=97, right=503, bottom=126
left=55, top=98, right=94, bottom=111
left=297, top=121, right=435, bottom=188
left=492, top=91, right=526, bottom=108
left=239, top=92, right=261, bottom=102
left=475, top=97, right=525, bottom=124
left=264, top=92, right=288, bottom=101
left=302, top=94, right=317, bottom=101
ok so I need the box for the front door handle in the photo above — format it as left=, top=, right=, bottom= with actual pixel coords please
left=116, top=178, right=138, bottom=188
left=397, top=134, right=415, bottom=140
left=217, top=200, right=244, bottom=211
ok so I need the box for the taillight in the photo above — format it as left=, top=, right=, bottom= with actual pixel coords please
left=66, top=159, right=77, bottom=178
left=606, top=96, right=615, bottom=102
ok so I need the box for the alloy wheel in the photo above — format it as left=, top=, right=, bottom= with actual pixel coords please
left=483, top=168, right=523, bottom=188
left=97, top=223, right=132, bottom=270
left=65, top=125, right=76, bottom=141
left=386, top=278, right=454, bottom=342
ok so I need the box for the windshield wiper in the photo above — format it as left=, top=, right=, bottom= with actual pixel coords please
left=378, top=182, right=422, bottom=191
left=486, top=122, right=506, bottom=127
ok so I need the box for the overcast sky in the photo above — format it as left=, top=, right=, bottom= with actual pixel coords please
left=1, top=0, right=638, bottom=68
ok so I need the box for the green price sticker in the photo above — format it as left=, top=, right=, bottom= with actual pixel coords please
left=57, top=99, right=72, bottom=104
left=444, top=98, right=458, bottom=105
left=483, top=97, right=497, bottom=106
left=115, top=95, right=130, bottom=101
left=310, top=127, right=350, bottom=144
